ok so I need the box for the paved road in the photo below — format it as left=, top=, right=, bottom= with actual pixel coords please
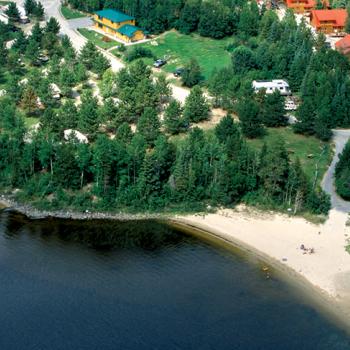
left=322, top=129, right=350, bottom=213
left=66, top=17, right=93, bottom=30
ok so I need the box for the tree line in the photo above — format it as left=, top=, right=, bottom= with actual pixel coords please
left=0, top=95, right=329, bottom=214
left=335, top=141, right=350, bottom=200
left=67, top=0, right=254, bottom=38
left=0, top=18, right=329, bottom=214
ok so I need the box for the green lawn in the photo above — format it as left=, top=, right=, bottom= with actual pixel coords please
left=78, top=28, right=119, bottom=50
left=61, top=5, right=86, bottom=20
left=247, top=127, right=332, bottom=187
left=0, top=1, right=13, bottom=4
left=124, top=31, right=232, bottom=79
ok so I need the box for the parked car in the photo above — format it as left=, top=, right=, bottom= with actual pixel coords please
left=173, top=67, right=184, bottom=77
left=153, top=59, right=166, bottom=68
left=39, top=54, right=49, bottom=63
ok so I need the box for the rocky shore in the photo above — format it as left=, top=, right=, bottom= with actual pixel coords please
left=0, top=194, right=168, bottom=221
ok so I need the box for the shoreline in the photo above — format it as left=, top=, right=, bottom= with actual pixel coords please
left=2, top=196, right=350, bottom=331
left=170, top=206, right=350, bottom=332
left=0, top=195, right=169, bottom=221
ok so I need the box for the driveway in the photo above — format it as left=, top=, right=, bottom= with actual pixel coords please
left=322, top=129, right=350, bottom=213
left=67, top=17, right=93, bottom=30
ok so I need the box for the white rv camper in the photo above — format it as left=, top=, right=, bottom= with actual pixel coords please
left=252, top=80, right=291, bottom=96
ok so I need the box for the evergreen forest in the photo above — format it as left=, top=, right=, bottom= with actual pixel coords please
left=2, top=1, right=349, bottom=215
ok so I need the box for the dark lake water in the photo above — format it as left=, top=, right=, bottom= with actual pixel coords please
left=0, top=210, right=350, bottom=350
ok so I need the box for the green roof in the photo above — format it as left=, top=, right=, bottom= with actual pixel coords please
left=95, top=9, right=134, bottom=23
left=117, top=24, right=142, bottom=38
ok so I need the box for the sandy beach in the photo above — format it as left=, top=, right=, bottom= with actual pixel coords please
left=173, top=206, right=350, bottom=323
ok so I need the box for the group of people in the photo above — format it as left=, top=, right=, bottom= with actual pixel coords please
left=300, top=244, right=315, bottom=255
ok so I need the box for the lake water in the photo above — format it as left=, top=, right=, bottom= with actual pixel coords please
left=0, top=209, right=350, bottom=350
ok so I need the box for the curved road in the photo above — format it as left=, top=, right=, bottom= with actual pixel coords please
left=322, top=129, right=350, bottom=213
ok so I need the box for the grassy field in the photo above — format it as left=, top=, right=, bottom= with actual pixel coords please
left=247, top=127, right=332, bottom=187
left=125, top=31, right=232, bottom=79
left=60, top=5, right=85, bottom=20
left=78, top=28, right=118, bottom=50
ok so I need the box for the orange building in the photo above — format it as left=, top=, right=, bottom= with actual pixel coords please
left=285, top=0, right=329, bottom=13
left=335, top=34, right=350, bottom=54
left=285, top=0, right=315, bottom=13
left=310, top=9, right=347, bottom=34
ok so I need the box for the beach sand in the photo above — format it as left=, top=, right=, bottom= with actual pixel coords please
left=173, top=205, right=350, bottom=326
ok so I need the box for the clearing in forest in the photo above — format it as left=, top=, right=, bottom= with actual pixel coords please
left=131, top=31, right=232, bottom=79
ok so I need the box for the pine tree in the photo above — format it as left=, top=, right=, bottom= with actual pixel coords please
left=183, top=86, right=209, bottom=123
left=79, top=41, right=97, bottom=70
left=0, top=40, right=8, bottom=66
left=286, top=158, right=308, bottom=213
left=5, top=3, right=20, bottom=22
left=293, top=97, right=315, bottom=135
left=215, top=114, right=240, bottom=144
left=164, top=100, right=187, bottom=135
left=314, top=106, right=332, bottom=141
left=262, top=91, right=287, bottom=127
left=155, top=74, right=171, bottom=105
left=92, top=53, right=110, bottom=77
left=78, top=90, right=100, bottom=139
left=117, top=122, right=133, bottom=144
left=24, top=0, right=36, bottom=15
left=137, top=107, right=161, bottom=146
left=45, top=17, right=60, bottom=35
left=20, top=87, right=38, bottom=115
left=177, top=0, right=201, bottom=34
left=238, top=3, right=259, bottom=39
left=59, top=66, right=75, bottom=97
left=236, top=98, right=264, bottom=138
left=231, top=46, right=256, bottom=74
left=181, top=58, right=201, bottom=87
left=33, top=1, right=45, bottom=19
left=30, top=22, right=43, bottom=44
left=12, top=30, right=28, bottom=54
left=335, top=141, right=350, bottom=199
left=58, top=100, right=78, bottom=129
left=41, top=107, right=61, bottom=133
left=92, top=134, right=115, bottom=195
left=258, top=138, right=290, bottom=200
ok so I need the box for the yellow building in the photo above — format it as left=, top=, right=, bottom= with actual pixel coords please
left=93, top=9, right=146, bottom=43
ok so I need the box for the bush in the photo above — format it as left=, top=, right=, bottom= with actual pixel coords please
left=117, top=43, right=126, bottom=52
left=335, top=141, right=350, bottom=200
left=305, top=190, right=331, bottom=215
